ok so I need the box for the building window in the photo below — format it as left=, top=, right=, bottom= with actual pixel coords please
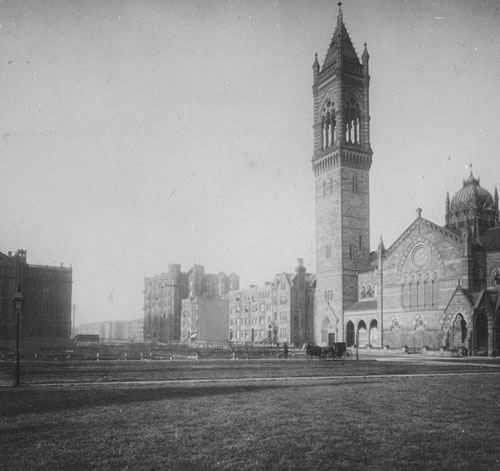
left=325, top=245, right=331, bottom=259
left=352, top=175, right=359, bottom=194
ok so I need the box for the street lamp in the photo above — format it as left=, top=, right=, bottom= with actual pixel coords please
left=13, top=286, right=24, bottom=387
left=356, top=324, right=360, bottom=361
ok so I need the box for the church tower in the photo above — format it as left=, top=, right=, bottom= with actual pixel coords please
left=312, top=3, right=372, bottom=345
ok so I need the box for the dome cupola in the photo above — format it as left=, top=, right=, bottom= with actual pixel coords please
left=445, top=171, right=499, bottom=237
left=450, top=172, right=495, bottom=213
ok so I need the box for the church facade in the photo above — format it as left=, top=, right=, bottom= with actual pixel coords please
left=312, top=5, right=500, bottom=356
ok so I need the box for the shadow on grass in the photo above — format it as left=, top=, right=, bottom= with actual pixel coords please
left=0, top=379, right=372, bottom=418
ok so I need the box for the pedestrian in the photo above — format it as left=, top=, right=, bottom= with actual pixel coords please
left=284, top=343, right=288, bottom=359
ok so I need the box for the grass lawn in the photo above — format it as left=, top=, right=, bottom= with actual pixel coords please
left=1, top=361, right=499, bottom=470
left=1, top=357, right=499, bottom=385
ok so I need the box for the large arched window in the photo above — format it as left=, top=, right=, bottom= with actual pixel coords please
left=401, top=271, right=439, bottom=309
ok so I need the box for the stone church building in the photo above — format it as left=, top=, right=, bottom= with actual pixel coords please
left=312, top=4, right=500, bottom=356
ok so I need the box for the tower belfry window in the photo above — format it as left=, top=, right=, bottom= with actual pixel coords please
left=321, top=100, right=336, bottom=149
left=345, top=98, right=361, bottom=145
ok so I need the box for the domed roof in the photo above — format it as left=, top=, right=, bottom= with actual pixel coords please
left=450, top=172, right=494, bottom=213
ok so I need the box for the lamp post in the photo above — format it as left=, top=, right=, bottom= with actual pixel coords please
left=13, top=286, right=24, bottom=387
left=356, top=324, right=359, bottom=361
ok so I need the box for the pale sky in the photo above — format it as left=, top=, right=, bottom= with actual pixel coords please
left=1, top=0, right=499, bottom=325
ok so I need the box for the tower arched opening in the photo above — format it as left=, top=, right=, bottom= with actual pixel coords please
left=346, top=321, right=355, bottom=347
left=358, top=320, right=367, bottom=347
left=369, top=319, right=378, bottom=347
left=321, top=100, right=337, bottom=149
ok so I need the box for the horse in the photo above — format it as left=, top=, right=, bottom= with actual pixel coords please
left=304, top=343, right=325, bottom=360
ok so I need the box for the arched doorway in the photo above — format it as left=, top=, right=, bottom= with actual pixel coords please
left=321, top=317, right=336, bottom=346
left=369, top=320, right=378, bottom=347
left=475, top=311, right=489, bottom=355
left=358, top=320, right=367, bottom=347
left=450, top=313, right=467, bottom=351
left=346, top=321, right=355, bottom=347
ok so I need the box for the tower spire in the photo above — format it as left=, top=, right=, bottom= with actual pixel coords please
left=377, top=234, right=385, bottom=254
left=312, top=0, right=372, bottom=346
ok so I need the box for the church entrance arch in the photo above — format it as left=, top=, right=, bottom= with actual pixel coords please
left=369, top=320, right=378, bottom=347
left=449, top=313, right=467, bottom=352
left=320, top=317, right=336, bottom=346
left=474, top=311, right=489, bottom=355
left=346, top=321, right=355, bottom=347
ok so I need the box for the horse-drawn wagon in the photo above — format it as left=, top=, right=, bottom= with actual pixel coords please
left=304, top=342, right=349, bottom=360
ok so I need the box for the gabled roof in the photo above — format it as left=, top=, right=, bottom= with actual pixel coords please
left=384, top=213, right=463, bottom=259
left=273, top=273, right=293, bottom=287
left=443, top=284, right=475, bottom=314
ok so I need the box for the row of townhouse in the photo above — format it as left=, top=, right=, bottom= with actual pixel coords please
left=228, top=259, right=315, bottom=347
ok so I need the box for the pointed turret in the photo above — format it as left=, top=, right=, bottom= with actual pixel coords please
left=312, top=53, right=320, bottom=83
left=337, top=1, right=343, bottom=27
left=362, top=42, right=369, bottom=75
left=445, top=191, right=450, bottom=225
left=377, top=234, right=385, bottom=254
left=495, top=187, right=499, bottom=212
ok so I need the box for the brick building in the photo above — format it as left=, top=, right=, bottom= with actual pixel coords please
left=0, top=249, right=72, bottom=345
left=144, top=264, right=238, bottom=342
left=228, top=259, right=315, bottom=346
left=144, top=264, right=187, bottom=343
left=312, top=5, right=500, bottom=355
left=181, top=295, right=229, bottom=342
